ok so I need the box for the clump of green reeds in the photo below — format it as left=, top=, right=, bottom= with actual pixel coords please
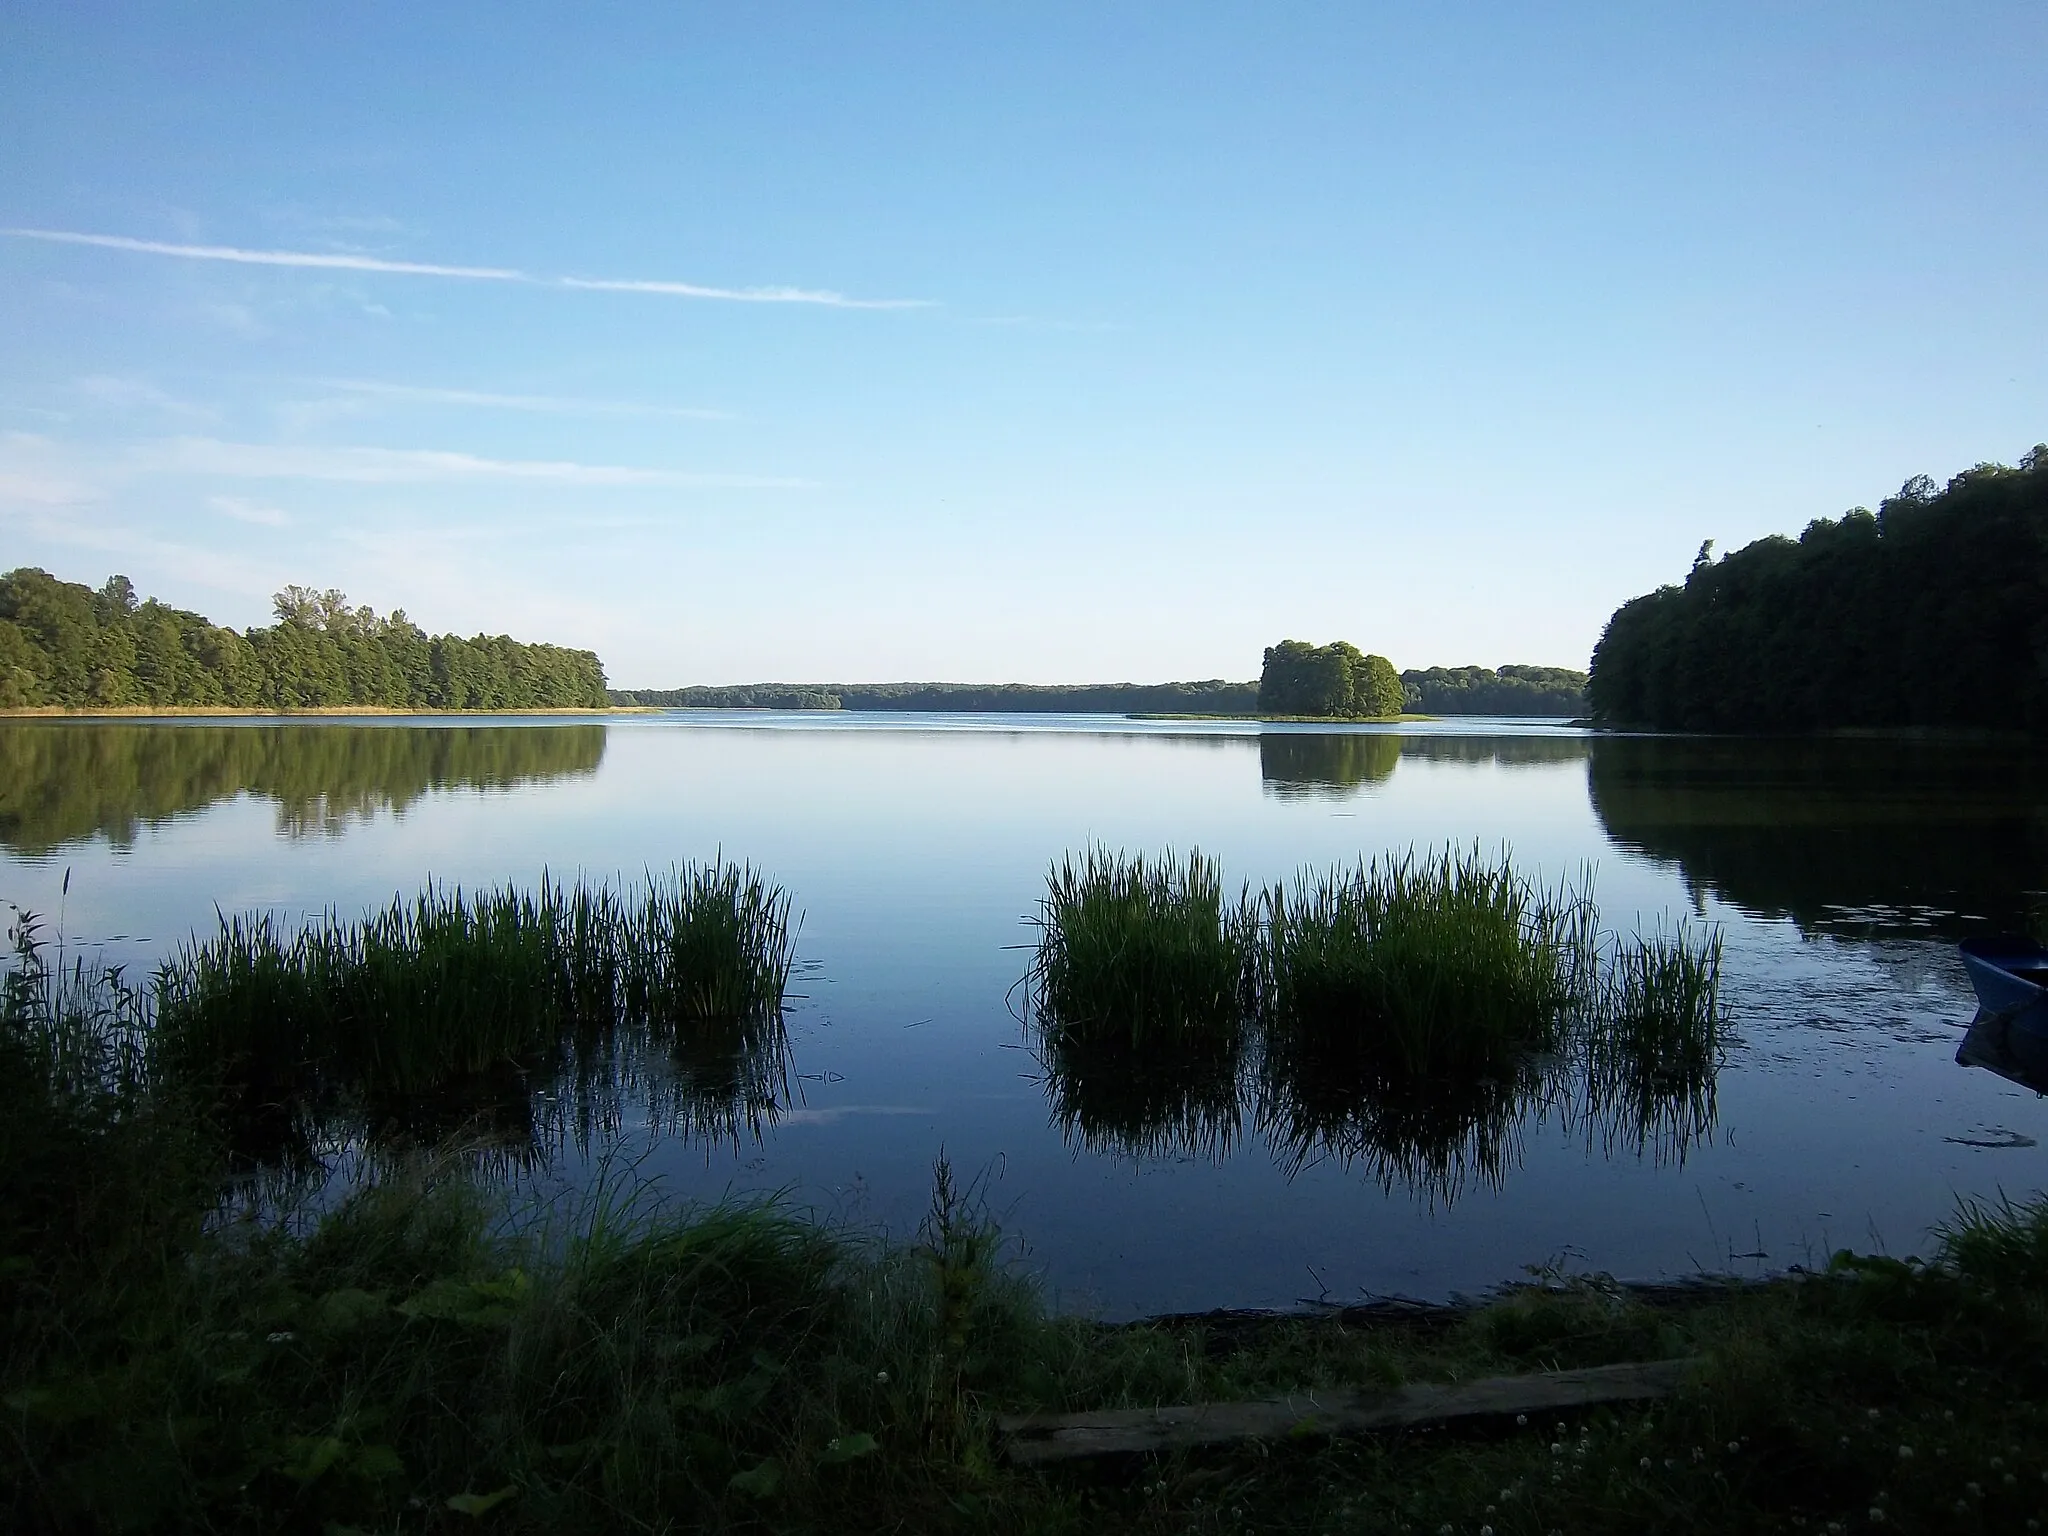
left=1028, top=847, right=1250, bottom=1048
left=1581, top=924, right=1723, bottom=1161
left=1251, top=845, right=1597, bottom=1081
left=150, top=863, right=796, bottom=1154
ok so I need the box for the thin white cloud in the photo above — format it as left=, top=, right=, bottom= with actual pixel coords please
left=6, top=228, right=525, bottom=280
left=322, top=379, right=733, bottom=420
left=72, top=374, right=218, bottom=421
left=140, top=436, right=814, bottom=489
left=560, top=275, right=930, bottom=311
left=209, top=494, right=291, bottom=527
left=0, top=432, right=100, bottom=506
left=5, top=226, right=929, bottom=309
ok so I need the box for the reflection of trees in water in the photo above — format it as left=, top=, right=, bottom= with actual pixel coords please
left=1258, top=733, right=1401, bottom=798
left=1258, top=731, right=1590, bottom=799
left=1588, top=736, right=2048, bottom=938
left=0, top=723, right=606, bottom=854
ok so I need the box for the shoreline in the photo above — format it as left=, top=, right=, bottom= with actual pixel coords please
left=0, top=704, right=636, bottom=718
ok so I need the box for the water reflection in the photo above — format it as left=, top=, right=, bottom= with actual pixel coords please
left=1588, top=736, right=2048, bottom=938
left=1258, top=733, right=1401, bottom=798
left=0, top=720, right=606, bottom=854
left=1034, top=1030, right=1715, bottom=1204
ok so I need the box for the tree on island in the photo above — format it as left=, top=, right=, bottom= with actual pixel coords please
left=1257, top=640, right=1405, bottom=717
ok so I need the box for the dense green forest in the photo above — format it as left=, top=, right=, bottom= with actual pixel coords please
left=1586, top=445, right=2048, bottom=732
left=1256, top=640, right=1405, bottom=717
left=0, top=569, right=610, bottom=711
left=1401, top=665, right=1585, bottom=716
left=0, top=722, right=604, bottom=855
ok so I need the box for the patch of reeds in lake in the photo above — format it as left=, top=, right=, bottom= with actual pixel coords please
left=152, top=862, right=796, bottom=1160
left=1024, top=842, right=1724, bottom=1191
left=1027, top=847, right=1250, bottom=1049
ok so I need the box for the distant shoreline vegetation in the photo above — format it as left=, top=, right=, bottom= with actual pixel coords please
left=612, top=664, right=1587, bottom=718
left=0, top=569, right=610, bottom=712
left=1586, top=442, right=2048, bottom=733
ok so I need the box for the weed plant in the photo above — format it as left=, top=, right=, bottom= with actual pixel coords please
left=1251, top=845, right=1597, bottom=1081
left=148, top=863, right=794, bottom=1159
left=11, top=919, right=2048, bottom=1533
left=1028, top=847, right=1250, bottom=1049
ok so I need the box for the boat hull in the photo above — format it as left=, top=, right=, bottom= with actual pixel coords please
left=1959, top=937, right=2048, bottom=1035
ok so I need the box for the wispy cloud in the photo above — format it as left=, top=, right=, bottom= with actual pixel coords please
left=140, top=436, right=814, bottom=489
left=72, top=374, right=218, bottom=421
left=5, top=227, right=931, bottom=309
left=322, top=379, right=733, bottom=420
left=209, top=494, right=291, bottom=527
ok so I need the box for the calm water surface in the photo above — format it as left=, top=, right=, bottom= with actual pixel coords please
left=3, top=713, right=2042, bottom=1317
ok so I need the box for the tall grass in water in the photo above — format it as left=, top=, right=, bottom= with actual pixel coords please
left=1037, top=1030, right=1244, bottom=1162
left=152, top=863, right=795, bottom=1154
left=1582, top=924, right=1723, bottom=1160
left=1028, top=847, right=1249, bottom=1048
left=1252, top=845, right=1597, bottom=1080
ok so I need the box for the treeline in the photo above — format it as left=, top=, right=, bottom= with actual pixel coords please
left=1401, top=665, right=1585, bottom=716
left=0, top=570, right=610, bottom=712
left=1587, top=445, right=2048, bottom=732
left=613, top=680, right=1263, bottom=713
left=0, top=722, right=604, bottom=855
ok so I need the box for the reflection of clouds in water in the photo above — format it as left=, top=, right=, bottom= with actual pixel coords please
left=776, top=1105, right=929, bottom=1126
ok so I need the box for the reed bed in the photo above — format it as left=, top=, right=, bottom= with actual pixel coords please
left=1027, top=847, right=1250, bottom=1049
left=150, top=863, right=795, bottom=1153
left=1250, top=845, right=1598, bottom=1080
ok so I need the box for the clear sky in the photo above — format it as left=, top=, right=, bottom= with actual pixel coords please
left=2, top=4, right=2043, bottom=688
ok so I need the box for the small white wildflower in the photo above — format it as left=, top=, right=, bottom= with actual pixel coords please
left=2003, top=1473, right=2017, bottom=1487
left=1481, top=1527, right=1495, bottom=1536
left=1484, top=1506, right=1496, bottom=1516
left=1868, top=1407, right=1881, bottom=1420
left=1438, top=1525, right=1453, bottom=1536
left=1727, top=1441, right=1740, bottom=1454
left=1551, top=1441, right=1564, bottom=1456
left=1955, top=1501, right=1969, bottom=1515
left=1664, top=1458, right=1676, bottom=1470
left=1516, top=1414, right=1528, bottom=1427
left=1944, top=1409, right=1955, bottom=1420
left=1897, top=1444, right=1914, bottom=1459
left=875, top=1369, right=889, bottom=1383
left=1869, top=1509, right=1886, bottom=1525
left=1965, top=1482, right=1982, bottom=1497
left=265, top=1331, right=294, bottom=1344
left=1639, top=1456, right=1652, bottom=1470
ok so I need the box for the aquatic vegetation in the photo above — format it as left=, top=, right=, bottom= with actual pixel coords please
left=1028, top=846, right=1251, bottom=1049
left=1581, top=925, right=1723, bottom=1161
left=1249, top=845, right=1598, bottom=1081
left=149, top=863, right=795, bottom=1154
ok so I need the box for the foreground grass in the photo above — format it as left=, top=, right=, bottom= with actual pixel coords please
left=11, top=904, right=2048, bottom=1534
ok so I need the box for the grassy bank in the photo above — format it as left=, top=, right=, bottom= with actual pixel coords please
left=1126, top=712, right=1436, bottom=723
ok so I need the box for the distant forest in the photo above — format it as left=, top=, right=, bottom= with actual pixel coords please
left=611, top=680, right=1262, bottom=713
left=0, top=569, right=610, bottom=711
left=1587, top=445, right=2048, bottom=733
left=615, top=665, right=1585, bottom=717
left=1402, top=665, right=1586, bottom=716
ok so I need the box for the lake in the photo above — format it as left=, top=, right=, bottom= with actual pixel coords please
left=2, top=712, right=2042, bottom=1318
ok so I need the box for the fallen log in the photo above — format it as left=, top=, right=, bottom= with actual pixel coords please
left=1000, top=1358, right=1697, bottom=1466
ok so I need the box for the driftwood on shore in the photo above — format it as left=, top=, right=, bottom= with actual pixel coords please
left=999, top=1358, right=1697, bottom=1466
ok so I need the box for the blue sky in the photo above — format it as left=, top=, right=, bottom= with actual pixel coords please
left=3, top=4, right=2043, bottom=687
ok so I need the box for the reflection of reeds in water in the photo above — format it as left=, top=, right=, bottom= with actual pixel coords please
left=1037, top=1030, right=1243, bottom=1162
left=1259, top=1057, right=1542, bottom=1203
left=152, top=864, right=795, bottom=1164
left=1025, top=843, right=1721, bottom=1195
